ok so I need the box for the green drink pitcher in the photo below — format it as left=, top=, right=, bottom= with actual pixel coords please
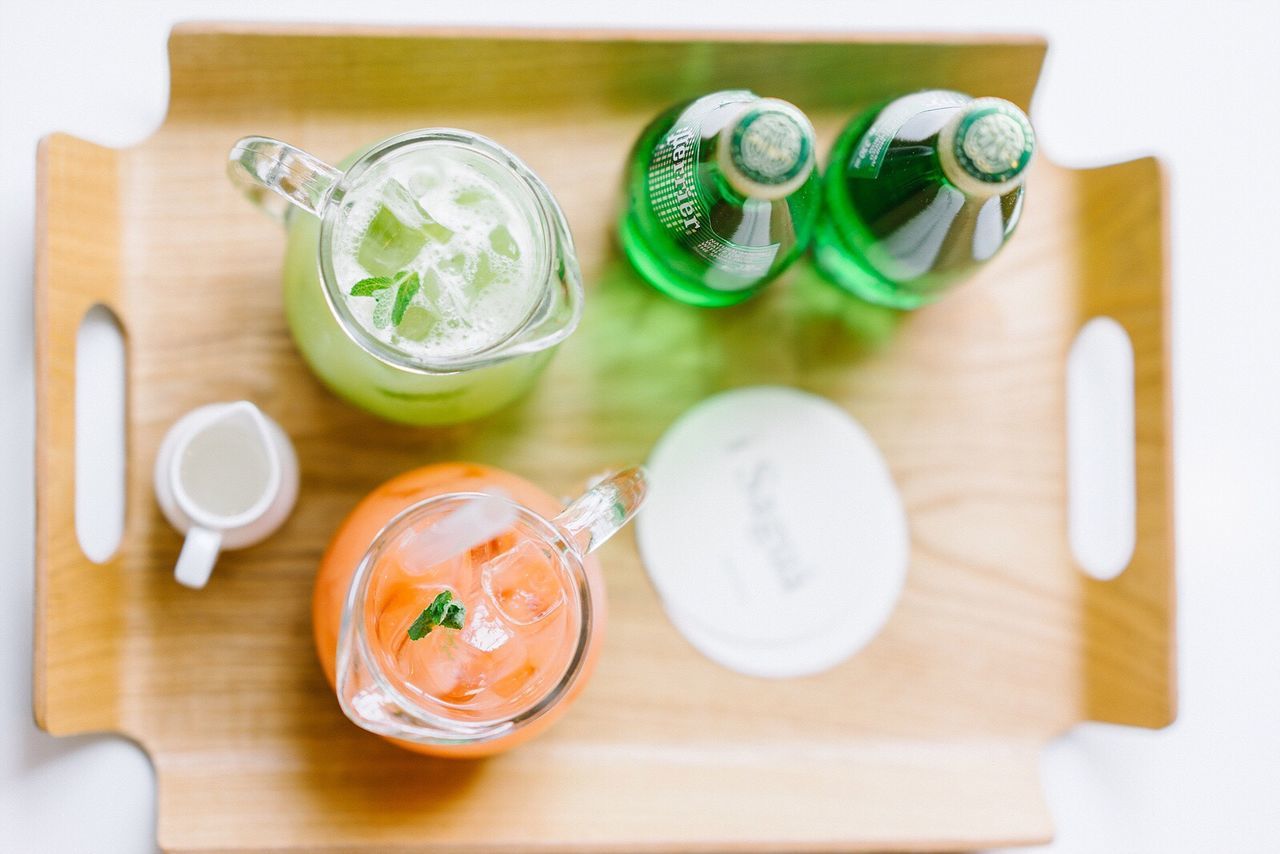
left=228, top=130, right=583, bottom=425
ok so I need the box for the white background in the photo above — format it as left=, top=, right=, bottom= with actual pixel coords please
left=2, top=1, right=1278, bottom=851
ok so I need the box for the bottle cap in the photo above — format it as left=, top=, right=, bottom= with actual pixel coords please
left=718, top=98, right=816, bottom=201
left=938, top=97, right=1035, bottom=197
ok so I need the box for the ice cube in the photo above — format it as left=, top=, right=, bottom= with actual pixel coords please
left=396, top=494, right=515, bottom=584
left=408, top=166, right=443, bottom=198
left=419, top=600, right=529, bottom=704
left=356, top=180, right=454, bottom=277
left=488, top=224, right=521, bottom=260
left=481, top=540, right=565, bottom=626
left=439, top=252, right=468, bottom=277
left=425, top=636, right=532, bottom=705
left=396, top=304, right=437, bottom=341
left=422, top=265, right=467, bottom=317
left=381, top=178, right=454, bottom=244
left=421, top=631, right=485, bottom=702
left=460, top=600, right=513, bottom=652
left=455, top=186, right=494, bottom=207
left=436, top=250, right=510, bottom=312
left=394, top=547, right=476, bottom=599
left=490, top=655, right=538, bottom=699
left=462, top=252, right=502, bottom=303
left=421, top=222, right=453, bottom=246
left=357, top=205, right=424, bottom=278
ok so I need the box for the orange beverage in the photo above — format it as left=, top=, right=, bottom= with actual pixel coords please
left=314, top=462, right=645, bottom=757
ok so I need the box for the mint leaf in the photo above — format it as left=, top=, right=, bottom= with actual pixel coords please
left=407, top=590, right=466, bottom=641
left=371, top=289, right=394, bottom=329
left=350, top=276, right=393, bottom=297
left=440, top=602, right=465, bottom=630
left=348, top=270, right=418, bottom=330
left=424, top=587, right=452, bottom=624
left=406, top=610, right=434, bottom=640
left=392, top=271, right=421, bottom=327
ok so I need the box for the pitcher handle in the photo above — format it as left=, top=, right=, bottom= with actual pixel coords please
left=227, top=136, right=341, bottom=223
left=174, top=526, right=222, bottom=590
left=554, top=467, right=649, bottom=556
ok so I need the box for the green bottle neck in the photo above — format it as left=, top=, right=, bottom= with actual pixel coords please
left=937, top=97, right=1035, bottom=197
left=715, top=98, right=816, bottom=201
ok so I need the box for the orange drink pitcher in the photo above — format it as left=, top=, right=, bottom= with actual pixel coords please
left=313, top=463, right=647, bottom=757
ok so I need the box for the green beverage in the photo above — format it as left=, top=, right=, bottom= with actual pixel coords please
left=814, top=92, right=1035, bottom=309
left=620, top=91, right=821, bottom=307
left=282, top=211, right=551, bottom=425
left=230, top=131, right=582, bottom=426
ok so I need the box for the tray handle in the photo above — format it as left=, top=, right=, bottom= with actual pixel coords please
left=1072, top=156, right=1175, bottom=729
left=34, top=134, right=130, bottom=735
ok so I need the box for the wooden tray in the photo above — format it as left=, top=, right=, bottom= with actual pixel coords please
left=34, top=24, right=1174, bottom=853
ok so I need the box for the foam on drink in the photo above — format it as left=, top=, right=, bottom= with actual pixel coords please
left=333, top=145, right=544, bottom=361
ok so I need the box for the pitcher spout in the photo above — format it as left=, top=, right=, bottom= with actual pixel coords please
left=495, top=202, right=584, bottom=360
left=334, top=564, right=513, bottom=745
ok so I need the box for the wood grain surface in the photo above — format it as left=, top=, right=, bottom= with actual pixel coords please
left=34, top=24, right=1173, bottom=853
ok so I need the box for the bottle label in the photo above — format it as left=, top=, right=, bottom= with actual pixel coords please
left=848, top=90, right=971, bottom=179
left=647, top=105, right=780, bottom=291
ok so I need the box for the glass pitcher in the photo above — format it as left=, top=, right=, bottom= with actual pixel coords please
left=312, top=463, right=647, bottom=757
left=228, top=130, right=583, bottom=425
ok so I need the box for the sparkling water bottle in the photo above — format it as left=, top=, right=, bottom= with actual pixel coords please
left=620, top=91, right=821, bottom=307
left=814, top=92, right=1035, bottom=309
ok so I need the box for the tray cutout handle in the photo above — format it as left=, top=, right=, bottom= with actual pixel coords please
left=1071, top=156, right=1175, bottom=730
left=1067, top=316, right=1136, bottom=581
left=35, top=134, right=130, bottom=735
left=75, top=304, right=127, bottom=564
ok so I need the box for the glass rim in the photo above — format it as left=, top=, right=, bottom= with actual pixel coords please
left=338, top=491, right=595, bottom=742
left=316, top=129, right=561, bottom=375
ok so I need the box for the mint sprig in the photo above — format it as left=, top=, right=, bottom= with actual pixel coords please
left=349, top=269, right=421, bottom=330
left=349, top=276, right=393, bottom=296
left=391, top=271, right=421, bottom=326
left=407, top=590, right=466, bottom=641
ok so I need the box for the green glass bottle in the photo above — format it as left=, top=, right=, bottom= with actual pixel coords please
left=814, top=92, right=1035, bottom=309
left=620, top=91, right=821, bottom=307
